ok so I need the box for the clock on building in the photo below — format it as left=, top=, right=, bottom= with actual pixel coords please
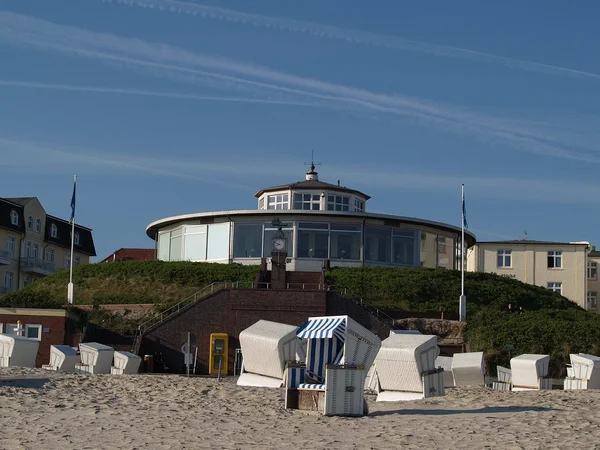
left=273, top=237, right=286, bottom=251
left=271, top=218, right=288, bottom=253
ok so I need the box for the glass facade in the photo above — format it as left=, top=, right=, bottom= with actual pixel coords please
left=158, top=218, right=460, bottom=269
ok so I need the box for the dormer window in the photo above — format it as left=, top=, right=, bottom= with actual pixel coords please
left=35, top=218, right=41, bottom=232
left=10, top=210, right=19, bottom=226
left=294, top=193, right=320, bottom=210
left=50, top=224, right=58, bottom=238
left=327, top=195, right=350, bottom=212
left=27, top=216, right=33, bottom=229
left=74, top=231, right=80, bottom=245
left=267, top=194, right=289, bottom=210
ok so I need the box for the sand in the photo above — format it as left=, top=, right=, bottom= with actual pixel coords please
left=1, top=368, right=600, bottom=449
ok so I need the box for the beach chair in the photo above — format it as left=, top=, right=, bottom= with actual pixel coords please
left=451, top=352, right=485, bottom=386
left=510, top=354, right=551, bottom=391
left=75, top=342, right=115, bottom=374
left=287, top=315, right=381, bottom=416
left=237, top=320, right=301, bottom=388
left=564, top=353, right=600, bottom=390
left=0, top=334, right=39, bottom=368
left=110, top=351, right=142, bottom=374
left=435, top=355, right=455, bottom=388
left=374, top=333, right=445, bottom=401
left=492, top=366, right=512, bottom=391
left=42, top=345, right=79, bottom=372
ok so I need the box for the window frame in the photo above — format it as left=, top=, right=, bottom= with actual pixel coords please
left=327, top=194, right=350, bottom=212
left=293, top=192, right=321, bottom=211
left=266, top=193, right=289, bottom=210
left=588, top=262, right=597, bottom=280
left=4, top=271, right=14, bottom=289
left=547, top=251, right=563, bottom=269
left=64, top=253, right=71, bottom=268
left=10, top=210, right=19, bottom=226
left=25, top=324, right=42, bottom=341
left=35, top=218, right=41, bottom=233
left=50, top=224, right=58, bottom=238
left=46, top=248, right=55, bottom=264
left=497, top=249, right=512, bottom=268
left=353, top=198, right=364, bottom=212
left=74, top=256, right=81, bottom=266
left=74, top=231, right=80, bottom=245
left=547, top=282, right=562, bottom=295
left=588, top=291, right=598, bottom=309
left=6, top=236, right=15, bottom=254
left=27, top=216, right=33, bottom=229
left=6, top=323, right=19, bottom=335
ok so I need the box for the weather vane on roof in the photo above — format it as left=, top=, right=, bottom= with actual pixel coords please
left=304, top=150, right=321, bottom=174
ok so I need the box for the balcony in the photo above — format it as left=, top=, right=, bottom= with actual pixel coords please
left=0, top=286, right=7, bottom=296
left=20, top=257, right=55, bottom=276
left=0, top=248, right=13, bottom=265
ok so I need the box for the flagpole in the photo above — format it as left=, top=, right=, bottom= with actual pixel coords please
left=68, top=175, right=76, bottom=305
left=459, top=183, right=466, bottom=321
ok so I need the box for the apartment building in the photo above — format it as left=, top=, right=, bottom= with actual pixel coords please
left=0, top=197, right=96, bottom=296
left=467, top=240, right=590, bottom=310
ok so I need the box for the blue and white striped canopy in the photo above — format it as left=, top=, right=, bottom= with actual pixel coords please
left=296, top=316, right=346, bottom=340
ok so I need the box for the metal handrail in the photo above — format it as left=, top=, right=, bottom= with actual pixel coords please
left=0, top=248, right=13, bottom=260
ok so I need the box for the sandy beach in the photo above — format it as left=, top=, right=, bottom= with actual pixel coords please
left=1, top=368, right=600, bottom=449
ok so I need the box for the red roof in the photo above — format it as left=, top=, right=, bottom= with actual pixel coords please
left=101, top=248, right=155, bottom=263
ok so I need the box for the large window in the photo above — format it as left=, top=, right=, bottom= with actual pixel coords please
left=354, top=199, right=364, bottom=212
left=169, top=228, right=182, bottom=261
left=32, top=243, right=39, bottom=259
left=330, top=223, right=361, bottom=260
left=365, top=227, right=391, bottom=264
left=183, top=225, right=207, bottom=261
left=437, top=236, right=454, bottom=269
left=548, top=251, right=562, bottom=269
left=4, top=271, right=14, bottom=290
left=393, top=229, right=417, bottom=266
left=547, top=282, right=562, bottom=295
left=46, top=248, right=55, bottom=264
left=74, top=256, right=81, bottom=266
left=588, top=262, right=597, bottom=280
left=207, top=223, right=230, bottom=260
left=64, top=253, right=70, bottom=268
left=157, top=232, right=170, bottom=261
left=297, top=222, right=329, bottom=259
left=27, top=216, right=33, bottom=229
left=267, top=194, right=289, bottom=210
left=263, top=224, right=293, bottom=256
left=6, top=236, right=15, bottom=254
left=233, top=223, right=263, bottom=258
left=419, top=232, right=437, bottom=268
left=294, top=193, right=321, bottom=211
left=327, top=195, right=350, bottom=212
left=35, top=219, right=41, bottom=233
left=25, top=242, right=31, bottom=258
left=588, top=291, right=598, bottom=309
left=497, top=250, right=512, bottom=268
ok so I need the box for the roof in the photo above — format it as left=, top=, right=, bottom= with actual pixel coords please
left=45, top=215, right=97, bottom=256
left=477, top=240, right=590, bottom=246
left=296, top=316, right=346, bottom=340
left=145, top=209, right=478, bottom=246
left=0, top=198, right=25, bottom=234
left=255, top=179, right=371, bottom=200
left=101, top=248, right=155, bottom=263
left=589, top=251, right=600, bottom=258
left=4, top=197, right=34, bottom=206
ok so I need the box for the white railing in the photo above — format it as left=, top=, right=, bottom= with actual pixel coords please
left=20, top=257, right=55, bottom=273
left=0, top=248, right=13, bottom=261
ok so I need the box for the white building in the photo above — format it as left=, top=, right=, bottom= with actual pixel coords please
left=467, top=240, right=590, bottom=310
left=146, top=164, right=476, bottom=272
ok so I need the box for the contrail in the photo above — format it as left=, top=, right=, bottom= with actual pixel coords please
left=1, top=12, right=598, bottom=164
left=0, top=80, right=326, bottom=108
left=96, top=0, right=600, bottom=80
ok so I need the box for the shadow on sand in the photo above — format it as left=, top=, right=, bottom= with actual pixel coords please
left=0, top=377, right=52, bottom=389
left=369, top=406, right=553, bottom=417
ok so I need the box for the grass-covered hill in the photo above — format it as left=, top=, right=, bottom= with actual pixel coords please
left=3, top=261, right=599, bottom=376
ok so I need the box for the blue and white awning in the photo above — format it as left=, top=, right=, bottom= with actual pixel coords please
left=296, top=316, right=346, bottom=340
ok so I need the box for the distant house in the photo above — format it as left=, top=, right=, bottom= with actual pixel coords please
left=467, top=240, right=591, bottom=311
left=101, top=248, right=155, bottom=263
left=0, top=197, right=96, bottom=296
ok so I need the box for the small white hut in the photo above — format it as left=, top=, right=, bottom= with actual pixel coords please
left=111, top=351, right=142, bottom=375
left=510, top=354, right=551, bottom=391
left=564, top=353, right=600, bottom=390
left=0, top=334, right=39, bottom=368
left=75, top=342, right=115, bottom=374
left=42, top=345, right=79, bottom=372
left=237, top=320, right=300, bottom=388
left=451, top=352, right=485, bottom=386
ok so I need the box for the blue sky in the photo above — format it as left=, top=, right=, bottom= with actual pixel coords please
left=1, top=0, right=599, bottom=261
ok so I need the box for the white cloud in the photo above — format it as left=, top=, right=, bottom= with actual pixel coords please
left=95, top=0, right=600, bottom=80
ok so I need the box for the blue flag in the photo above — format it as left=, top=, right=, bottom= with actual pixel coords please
left=70, top=176, right=77, bottom=223
left=462, top=186, right=468, bottom=229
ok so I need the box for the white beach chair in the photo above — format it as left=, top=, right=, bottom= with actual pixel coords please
left=42, top=345, right=79, bottom=372
left=110, top=351, right=142, bottom=374
left=0, top=334, right=39, bottom=368
left=75, top=342, right=115, bottom=374
left=374, top=333, right=444, bottom=401
left=435, top=356, right=455, bottom=388
left=237, top=320, right=300, bottom=388
left=451, top=352, right=485, bottom=386
left=510, top=354, right=551, bottom=391
left=492, top=365, right=512, bottom=391
left=289, top=315, right=381, bottom=416
left=564, top=353, right=600, bottom=390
